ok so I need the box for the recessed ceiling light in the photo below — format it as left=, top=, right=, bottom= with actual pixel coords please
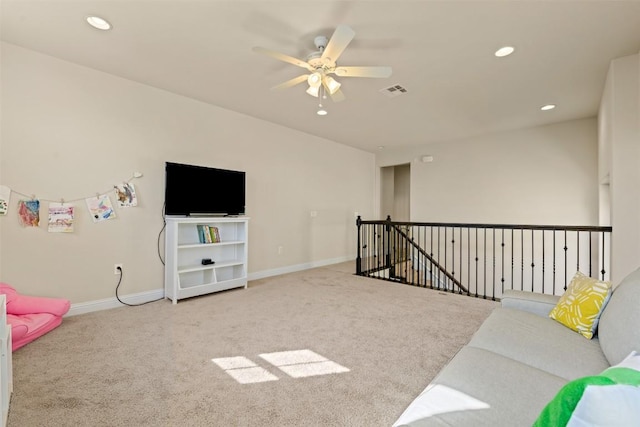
left=540, top=104, right=556, bottom=111
left=495, top=46, right=515, bottom=57
left=86, top=16, right=111, bottom=30
left=378, top=146, right=385, bottom=150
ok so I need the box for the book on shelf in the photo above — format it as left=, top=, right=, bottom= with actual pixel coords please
left=210, top=226, right=220, bottom=243
left=196, top=224, right=207, bottom=244
left=197, top=225, right=220, bottom=244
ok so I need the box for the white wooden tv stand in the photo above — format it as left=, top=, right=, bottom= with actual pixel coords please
left=164, top=216, right=249, bottom=304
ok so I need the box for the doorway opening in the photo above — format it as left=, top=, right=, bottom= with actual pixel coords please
left=380, top=163, right=410, bottom=221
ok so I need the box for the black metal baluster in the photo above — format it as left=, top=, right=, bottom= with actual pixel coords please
left=483, top=228, right=487, bottom=299
left=459, top=228, right=463, bottom=294
left=423, top=226, right=427, bottom=287
left=531, top=230, right=536, bottom=292
left=501, top=229, right=505, bottom=294
left=564, top=230, right=568, bottom=291
left=511, top=229, right=514, bottom=293
left=475, top=228, right=479, bottom=298
left=576, top=232, right=580, bottom=275
left=492, top=228, right=496, bottom=300
left=444, top=227, right=448, bottom=290
left=356, top=217, right=362, bottom=275
left=553, top=230, right=557, bottom=295
left=451, top=228, right=456, bottom=293
left=437, top=227, right=441, bottom=290
left=521, top=229, right=524, bottom=291
left=468, top=228, right=471, bottom=296
left=542, top=230, right=545, bottom=294
left=430, top=226, right=434, bottom=289
left=601, top=231, right=606, bottom=280
left=589, top=232, right=593, bottom=277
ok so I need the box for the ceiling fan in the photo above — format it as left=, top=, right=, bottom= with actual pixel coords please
left=252, top=24, right=392, bottom=102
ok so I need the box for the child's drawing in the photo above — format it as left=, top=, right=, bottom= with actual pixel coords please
left=85, top=194, right=117, bottom=223
left=0, top=185, right=9, bottom=216
left=18, top=199, right=40, bottom=227
left=115, top=182, right=138, bottom=207
left=48, top=203, right=74, bottom=232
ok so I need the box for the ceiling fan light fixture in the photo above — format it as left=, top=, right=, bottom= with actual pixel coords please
left=306, top=85, right=320, bottom=97
left=307, top=72, right=322, bottom=88
left=324, top=76, right=341, bottom=95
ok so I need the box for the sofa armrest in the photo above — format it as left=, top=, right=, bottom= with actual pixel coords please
left=501, top=290, right=560, bottom=317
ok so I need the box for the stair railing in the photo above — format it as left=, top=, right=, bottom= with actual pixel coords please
left=356, top=216, right=612, bottom=300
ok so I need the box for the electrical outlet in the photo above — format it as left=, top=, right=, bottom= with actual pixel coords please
left=114, top=264, right=123, bottom=274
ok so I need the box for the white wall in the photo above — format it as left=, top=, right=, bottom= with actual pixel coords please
left=377, top=118, right=599, bottom=226
left=0, top=43, right=375, bottom=304
left=599, top=53, right=640, bottom=283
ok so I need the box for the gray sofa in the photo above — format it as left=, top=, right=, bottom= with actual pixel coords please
left=393, top=267, right=640, bottom=426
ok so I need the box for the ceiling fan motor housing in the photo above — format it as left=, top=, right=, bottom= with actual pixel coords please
left=314, top=36, right=328, bottom=50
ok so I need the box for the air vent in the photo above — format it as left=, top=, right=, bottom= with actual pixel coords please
left=380, top=84, right=408, bottom=98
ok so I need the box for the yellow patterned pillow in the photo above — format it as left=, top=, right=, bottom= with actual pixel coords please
left=549, top=271, right=612, bottom=339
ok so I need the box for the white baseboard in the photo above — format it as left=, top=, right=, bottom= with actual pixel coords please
left=248, top=256, right=354, bottom=281
left=66, top=289, right=165, bottom=317
left=67, top=257, right=354, bottom=316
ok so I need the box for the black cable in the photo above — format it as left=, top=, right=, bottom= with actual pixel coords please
left=115, top=267, right=163, bottom=307
left=158, top=202, right=167, bottom=265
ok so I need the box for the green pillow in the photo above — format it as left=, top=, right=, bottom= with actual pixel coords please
left=533, top=351, right=640, bottom=426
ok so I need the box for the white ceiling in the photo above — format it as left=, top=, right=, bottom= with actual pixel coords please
left=2, top=1, right=640, bottom=152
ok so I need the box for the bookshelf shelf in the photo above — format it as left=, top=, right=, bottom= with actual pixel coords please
left=164, top=216, right=249, bottom=304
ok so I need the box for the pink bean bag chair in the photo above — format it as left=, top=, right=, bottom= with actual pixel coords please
left=0, top=283, right=70, bottom=351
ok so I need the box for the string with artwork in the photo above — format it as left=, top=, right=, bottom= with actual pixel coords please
left=0, top=172, right=143, bottom=233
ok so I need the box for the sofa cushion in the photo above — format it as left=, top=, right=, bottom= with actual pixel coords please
left=468, top=307, right=609, bottom=381
left=392, top=346, right=567, bottom=427
left=533, top=351, right=640, bottom=427
left=548, top=271, right=611, bottom=339
left=598, top=267, right=640, bottom=365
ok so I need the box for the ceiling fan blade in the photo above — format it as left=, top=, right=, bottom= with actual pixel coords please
left=329, top=88, right=346, bottom=103
left=333, top=66, right=392, bottom=78
left=252, top=47, right=313, bottom=71
left=271, top=74, right=310, bottom=91
left=321, top=24, right=355, bottom=64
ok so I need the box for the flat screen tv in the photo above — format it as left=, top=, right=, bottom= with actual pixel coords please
left=164, top=162, right=246, bottom=216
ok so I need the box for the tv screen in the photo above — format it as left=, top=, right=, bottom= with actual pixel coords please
left=164, top=162, right=246, bottom=216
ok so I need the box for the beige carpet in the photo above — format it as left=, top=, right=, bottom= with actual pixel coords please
left=7, top=262, right=498, bottom=427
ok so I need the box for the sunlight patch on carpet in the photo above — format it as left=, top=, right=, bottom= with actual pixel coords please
left=212, top=350, right=349, bottom=384
left=211, top=356, right=256, bottom=370
left=259, top=349, right=327, bottom=366
left=223, top=367, right=279, bottom=384
left=278, top=360, right=350, bottom=378
left=259, top=349, right=350, bottom=378
left=211, top=356, right=279, bottom=384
